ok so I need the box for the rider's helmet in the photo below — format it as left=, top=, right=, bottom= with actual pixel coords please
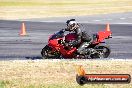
left=66, top=19, right=79, bottom=31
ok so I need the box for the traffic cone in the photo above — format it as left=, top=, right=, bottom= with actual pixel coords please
left=20, top=22, right=27, bottom=36
left=106, top=23, right=110, bottom=31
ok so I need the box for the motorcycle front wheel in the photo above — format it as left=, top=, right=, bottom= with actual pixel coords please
left=41, top=45, right=60, bottom=59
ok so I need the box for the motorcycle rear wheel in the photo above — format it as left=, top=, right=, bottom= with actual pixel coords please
left=91, top=45, right=111, bottom=58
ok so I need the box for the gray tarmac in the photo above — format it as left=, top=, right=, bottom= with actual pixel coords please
left=26, top=12, right=132, bottom=24
left=0, top=12, right=132, bottom=60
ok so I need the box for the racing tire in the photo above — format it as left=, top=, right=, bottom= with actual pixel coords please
left=91, top=45, right=111, bottom=58
left=41, top=45, right=60, bottom=59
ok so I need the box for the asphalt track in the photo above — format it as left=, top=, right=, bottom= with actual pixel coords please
left=28, top=12, right=132, bottom=24
left=0, top=13, right=132, bottom=60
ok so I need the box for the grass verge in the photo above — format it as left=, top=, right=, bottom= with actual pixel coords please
left=0, top=59, right=132, bottom=88
left=0, top=0, right=132, bottom=20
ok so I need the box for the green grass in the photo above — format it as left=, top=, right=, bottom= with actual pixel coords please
left=0, top=2, right=42, bottom=6
left=0, top=0, right=132, bottom=20
left=0, top=1, right=132, bottom=7
left=0, top=80, right=10, bottom=88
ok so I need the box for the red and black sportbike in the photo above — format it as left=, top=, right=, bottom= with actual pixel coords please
left=41, top=24, right=112, bottom=59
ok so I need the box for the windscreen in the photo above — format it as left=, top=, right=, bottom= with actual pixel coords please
left=49, top=30, right=64, bottom=40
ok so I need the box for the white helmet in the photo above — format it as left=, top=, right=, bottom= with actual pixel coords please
left=66, top=19, right=79, bottom=31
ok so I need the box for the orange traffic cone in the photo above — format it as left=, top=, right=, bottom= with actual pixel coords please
left=20, top=22, right=27, bottom=36
left=106, top=23, right=110, bottom=31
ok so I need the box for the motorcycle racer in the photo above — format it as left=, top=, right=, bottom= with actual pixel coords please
left=60, top=19, right=92, bottom=55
